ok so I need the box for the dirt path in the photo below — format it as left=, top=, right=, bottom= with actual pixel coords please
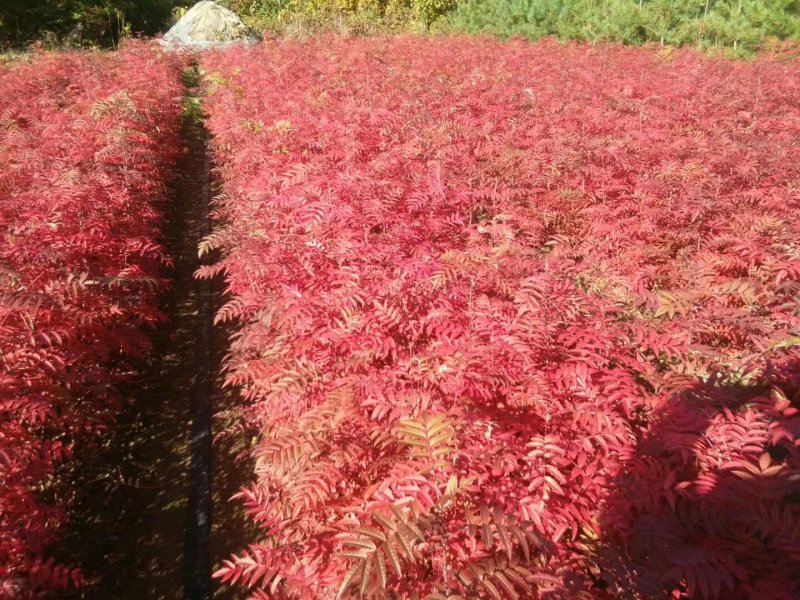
left=58, top=66, right=255, bottom=600
left=185, top=66, right=214, bottom=600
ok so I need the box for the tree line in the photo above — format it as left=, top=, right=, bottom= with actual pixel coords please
left=2, top=0, right=799, bottom=54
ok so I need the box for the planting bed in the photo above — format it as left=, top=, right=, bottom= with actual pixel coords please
left=2, top=34, right=799, bottom=600
left=201, top=38, right=800, bottom=599
left=0, top=44, right=182, bottom=596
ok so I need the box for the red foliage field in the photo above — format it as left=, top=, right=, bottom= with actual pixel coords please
left=0, top=44, right=181, bottom=597
left=202, top=38, right=800, bottom=599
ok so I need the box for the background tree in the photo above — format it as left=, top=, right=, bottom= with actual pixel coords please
left=0, top=0, right=187, bottom=48
left=446, top=0, right=800, bottom=54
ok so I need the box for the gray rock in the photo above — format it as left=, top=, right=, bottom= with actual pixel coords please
left=162, top=1, right=259, bottom=49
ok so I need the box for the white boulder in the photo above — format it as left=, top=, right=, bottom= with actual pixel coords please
left=162, top=1, right=258, bottom=49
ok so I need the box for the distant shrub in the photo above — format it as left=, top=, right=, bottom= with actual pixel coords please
left=225, top=0, right=440, bottom=34
left=446, top=0, right=800, bottom=54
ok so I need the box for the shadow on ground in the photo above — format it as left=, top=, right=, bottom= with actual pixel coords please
left=55, top=81, right=257, bottom=600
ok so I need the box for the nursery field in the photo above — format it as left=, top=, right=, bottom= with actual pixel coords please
left=1, top=35, right=800, bottom=600
left=202, top=38, right=800, bottom=599
left=0, top=44, right=182, bottom=596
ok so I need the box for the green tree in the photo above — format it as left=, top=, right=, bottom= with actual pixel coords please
left=447, top=0, right=800, bottom=53
left=0, top=0, right=186, bottom=48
